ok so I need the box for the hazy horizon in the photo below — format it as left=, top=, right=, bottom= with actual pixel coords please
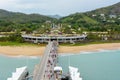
left=0, top=0, right=120, bottom=16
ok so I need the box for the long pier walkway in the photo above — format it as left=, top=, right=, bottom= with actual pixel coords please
left=33, top=41, right=58, bottom=80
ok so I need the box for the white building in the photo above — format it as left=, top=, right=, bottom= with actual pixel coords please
left=22, top=34, right=87, bottom=43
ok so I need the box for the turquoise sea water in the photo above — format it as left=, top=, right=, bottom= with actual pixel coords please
left=0, top=49, right=120, bottom=80
left=0, top=56, right=40, bottom=80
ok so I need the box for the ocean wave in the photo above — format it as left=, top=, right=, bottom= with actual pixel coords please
left=0, top=54, right=40, bottom=59
left=59, top=53, right=75, bottom=57
left=15, top=56, right=40, bottom=59
left=59, top=51, right=97, bottom=56
left=98, top=49, right=111, bottom=52
left=98, top=49, right=120, bottom=52
left=80, top=51, right=94, bottom=54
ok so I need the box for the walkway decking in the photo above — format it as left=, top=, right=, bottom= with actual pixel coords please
left=33, top=41, right=58, bottom=80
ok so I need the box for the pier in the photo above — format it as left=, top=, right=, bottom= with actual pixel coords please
left=7, top=41, right=82, bottom=80
left=33, top=41, right=58, bottom=80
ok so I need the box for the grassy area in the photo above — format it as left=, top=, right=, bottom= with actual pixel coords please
left=0, top=41, right=46, bottom=46
left=0, top=40, right=120, bottom=46
left=83, top=15, right=99, bottom=24
left=60, top=40, right=120, bottom=46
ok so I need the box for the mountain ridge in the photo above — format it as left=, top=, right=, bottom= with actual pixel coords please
left=47, top=14, right=62, bottom=19
left=0, top=2, right=120, bottom=32
left=0, top=9, right=56, bottom=23
left=59, top=2, right=120, bottom=33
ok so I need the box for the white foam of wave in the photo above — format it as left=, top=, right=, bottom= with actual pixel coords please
left=28, top=56, right=40, bottom=59
left=118, top=48, right=120, bottom=50
left=98, top=49, right=120, bottom=53
left=97, top=49, right=111, bottom=52
left=59, top=51, right=96, bottom=56
left=80, top=51, right=94, bottom=54
left=59, top=53, right=75, bottom=57
left=0, top=54, right=40, bottom=59
left=15, top=56, right=40, bottom=59
left=59, top=48, right=120, bottom=56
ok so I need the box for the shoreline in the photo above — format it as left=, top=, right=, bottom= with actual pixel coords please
left=58, top=43, right=120, bottom=55
left=0, top=43, right=120, bottom=56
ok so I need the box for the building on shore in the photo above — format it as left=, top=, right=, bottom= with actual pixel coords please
left=22, top=34, right=87, bottom=43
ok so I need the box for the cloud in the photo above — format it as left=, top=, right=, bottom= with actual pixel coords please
left=0, top=0, right=119, bottom=16
left=0, top=0, right=16, bottom=8
left=16, top=0, right=40, bottom=4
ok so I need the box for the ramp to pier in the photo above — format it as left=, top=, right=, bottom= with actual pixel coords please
left=33, top=41, right=58, bottom=80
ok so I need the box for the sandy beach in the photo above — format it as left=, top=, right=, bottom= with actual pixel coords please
left=0, top=46, right=45, bottom=56
left=0, top=43, right=120, bottom=56
left=59, top=43, right=120, bottom=54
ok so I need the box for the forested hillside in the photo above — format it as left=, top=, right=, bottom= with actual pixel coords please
left=0, top=9, right=56, bottom=32
left=60, top=2, right=120, bottom=33
left=0, top=2, right=120, bottom=34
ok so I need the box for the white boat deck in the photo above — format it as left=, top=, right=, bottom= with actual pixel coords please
left=69, top=66, right=82, bottom=80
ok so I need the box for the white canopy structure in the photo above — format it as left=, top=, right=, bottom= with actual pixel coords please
left=69, top=66, right=82, bottom=80
left=7, top=66, right=28, bottom=80
left=54, top=66, right=62, bottom=71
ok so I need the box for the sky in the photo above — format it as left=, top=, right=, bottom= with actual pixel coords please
left=0, top=0, right=120, bottom=16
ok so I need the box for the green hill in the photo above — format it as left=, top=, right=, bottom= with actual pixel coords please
left=88, top=2, right=120, bottom=15
left=0, top=2, right=120, bottom=33
left=0, top=9, right=55, bottom=23
left=0, top=9, right=56, bottom=32
left=60, top=2, right=120, bottom=32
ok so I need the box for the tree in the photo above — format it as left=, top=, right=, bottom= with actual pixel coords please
left=8, top=32, right=24, bottom=43
left=87, top=33, right=101, bottom=41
